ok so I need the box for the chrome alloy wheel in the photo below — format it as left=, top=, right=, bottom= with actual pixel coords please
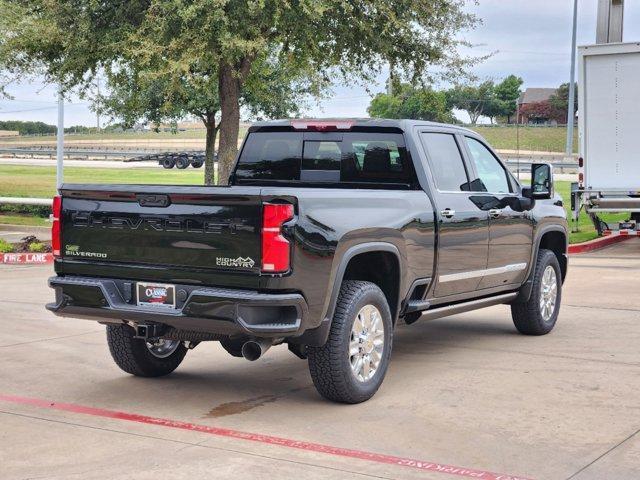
left=146, top=338, right=180, bottom=358
left=349, top=304, right=385, bottom=382
left=539, top=265, right=558, bottom=322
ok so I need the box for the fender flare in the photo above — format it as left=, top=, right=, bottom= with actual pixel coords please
left=516, top=225, right=568, bottom=302
left=322, top=242, right=403, bottom=324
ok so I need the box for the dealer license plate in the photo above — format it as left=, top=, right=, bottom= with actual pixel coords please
left=136, top=282, right=176, bottom=308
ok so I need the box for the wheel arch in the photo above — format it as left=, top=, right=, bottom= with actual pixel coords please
left=322, top=242, right=403, bottom=326
left=516, top=226, right=568, bottom=302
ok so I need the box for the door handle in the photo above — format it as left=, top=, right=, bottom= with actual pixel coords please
left=440, top=208, right=456, bottom=218
left=489, top=209, right=502, bottom=218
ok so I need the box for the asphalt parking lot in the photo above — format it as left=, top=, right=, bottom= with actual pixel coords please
left=1, top=240, right=638, bottom=480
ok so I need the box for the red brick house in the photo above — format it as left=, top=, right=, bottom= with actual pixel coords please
left=517, top=88, right=560, bottom=125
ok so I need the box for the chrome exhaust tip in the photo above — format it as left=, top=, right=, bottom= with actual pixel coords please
left=241, top=338, right=272, bottom=361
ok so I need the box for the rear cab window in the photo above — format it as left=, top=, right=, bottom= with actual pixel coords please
left=233, top=129, right=417, bottom=188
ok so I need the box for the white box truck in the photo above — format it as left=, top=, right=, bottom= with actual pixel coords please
left=576, top=42, right=640, bottom=235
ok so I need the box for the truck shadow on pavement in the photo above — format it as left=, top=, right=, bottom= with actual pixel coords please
left=71, top=316, right=524, bottom=417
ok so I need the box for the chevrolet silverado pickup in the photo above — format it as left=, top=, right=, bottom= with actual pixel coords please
left=47, top=119, right=568, bottom=403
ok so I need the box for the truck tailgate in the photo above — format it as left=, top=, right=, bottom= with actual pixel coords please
left=60, top=185, right=264, bottom=273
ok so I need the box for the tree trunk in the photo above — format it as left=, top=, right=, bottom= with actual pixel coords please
left=217, top=62, right=242, bottom=185
left=203, top=113, right=218, bottom=186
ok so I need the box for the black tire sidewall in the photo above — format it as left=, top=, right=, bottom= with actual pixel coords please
left=341, top=288, right=393, bottom=397
left=311, top=282, right=393, bottom=403
left=162, top=158, right=175, bottom=169
left=512, top=249, right=562, bottom=335
left=532, top=251, right=562, bottom=329
left=106, top=325, right=187, bottom=377
left=176, top=158, right=189, bottom=169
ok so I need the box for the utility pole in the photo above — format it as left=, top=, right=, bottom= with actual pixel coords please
left=565, top=0, right=578, bottom=156
left=56, top=85, right=64, bottom=190
left=96, top=77, right=101, bottom=131
left=596, top=0, right=624, bottom=44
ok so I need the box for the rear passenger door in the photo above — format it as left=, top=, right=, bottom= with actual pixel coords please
left=419, top=131, right=489, bottom=298
left=461, top=136, right=533, bottom=288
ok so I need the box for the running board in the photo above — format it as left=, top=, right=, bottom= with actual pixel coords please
left=417, top=292, right=518, bottom=322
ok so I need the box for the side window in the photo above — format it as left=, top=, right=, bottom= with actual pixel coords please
left=465, top=137, right=511, bottom=193
left=422, top=133, right=469, bottom=191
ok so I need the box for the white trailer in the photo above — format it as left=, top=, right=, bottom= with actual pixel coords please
left=575, top=42, right=640, bottom=235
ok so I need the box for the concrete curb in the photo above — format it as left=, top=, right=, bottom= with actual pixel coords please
left=1, top=252, right=53, bottom=264
left=568, top=234, right=632, bottom=254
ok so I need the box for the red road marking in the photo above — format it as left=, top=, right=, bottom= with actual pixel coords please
left=1, top=252, right=53, bottom=264
left=0, top=393, right=532, bottom=480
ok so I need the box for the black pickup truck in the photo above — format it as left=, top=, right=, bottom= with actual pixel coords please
left=47, top=119, right=568, bottom=403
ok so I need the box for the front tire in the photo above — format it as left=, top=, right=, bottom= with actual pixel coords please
left=106, top=324, right=187, bottom=377
left=511, top=249, right=562, bottom=335
left=307, top=281, right=393, bottom=404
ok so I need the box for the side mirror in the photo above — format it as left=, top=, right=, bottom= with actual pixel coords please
left=528, top=163, right=553, bottom=200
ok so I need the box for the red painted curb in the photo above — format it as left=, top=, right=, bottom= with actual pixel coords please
left=0, top=393, right=533, bottom=480
left=568, top=234, right=632, bottom=254
left=1, top=252, right=53, bottom=264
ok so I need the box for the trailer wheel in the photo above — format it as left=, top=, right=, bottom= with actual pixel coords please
left=162, top=157, right=176, bottom=169
left=175, top=156, right=190, bottom=169
left=191, top=160, right=203, bottom=168
left=511, top=249, right=562, bottom=335
left=307, top=281, right=393, bottom=403
left=106, top=324, right=187, bottom=377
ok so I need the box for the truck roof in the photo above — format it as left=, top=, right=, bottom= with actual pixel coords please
left=248, top=118, right=477, bottom=135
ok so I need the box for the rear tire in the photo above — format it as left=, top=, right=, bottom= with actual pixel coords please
left=511, top=249, right=562, bottom=335
left=106, top=324, right=187, bottom=377
left=307, top=281, right=393, bottom=404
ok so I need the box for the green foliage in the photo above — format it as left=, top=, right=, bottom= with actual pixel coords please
left=446, top=81, right=496, bottom=124
left=549, top=83, right=578, bottom=122
left=368, top=84, right=453, bottom=123
left=494, top=75, right=523, bottom=122
left=446, top=75, right=522, bottom=124
left=0, top=203, right=51, bottom=217
left=28, top=242, right=46, bottom=253
left=0, top=120, right=56, bottom=135
left=1, top=0, right=481, bottom=184
left=0, top=238, right=13, bottom=253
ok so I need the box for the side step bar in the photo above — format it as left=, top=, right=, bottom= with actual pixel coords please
left=417, top=292, right=518, bottom=322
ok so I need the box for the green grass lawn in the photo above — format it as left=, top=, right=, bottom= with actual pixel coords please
left=0, top=214, right=51, bottom=227
left=0, top=165, right=626, bottom=244
left=470, top=126, right=577, bottom=153
left=0, top=165, right=205, bottom=198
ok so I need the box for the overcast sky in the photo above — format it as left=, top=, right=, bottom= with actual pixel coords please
left=2, top=0, right=640, bottom=127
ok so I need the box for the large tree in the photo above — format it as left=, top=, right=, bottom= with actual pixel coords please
left=1, top=0, right=479, bottom=183
left=368, top=84, right=454, bottom=123
left=494, top=74, right=523, bottom=123
left=446, top=80, right=495, bottom=124
left=99, top=51, right=323, bottom=184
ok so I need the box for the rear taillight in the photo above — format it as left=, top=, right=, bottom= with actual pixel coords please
left=52, top=195, right=61, bottom=257
left=262, top=203, right=294, bottom=273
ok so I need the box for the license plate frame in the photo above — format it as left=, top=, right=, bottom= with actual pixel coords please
left=136, top=282, right=176, bottom=309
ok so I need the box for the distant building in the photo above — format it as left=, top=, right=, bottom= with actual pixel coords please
left=517, top=88, right=558, bottom=125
